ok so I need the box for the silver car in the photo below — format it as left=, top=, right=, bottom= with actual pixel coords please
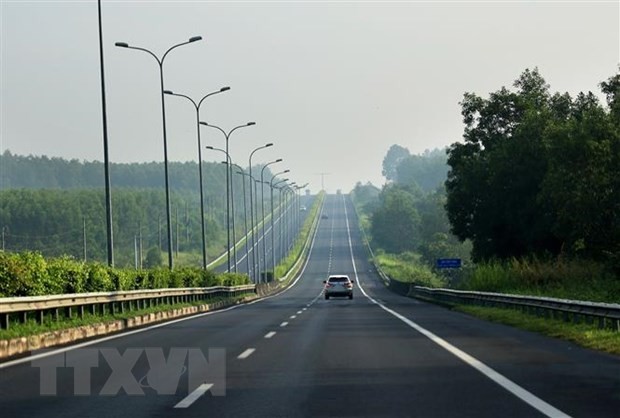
left=323, top=275, right=354, bottom=300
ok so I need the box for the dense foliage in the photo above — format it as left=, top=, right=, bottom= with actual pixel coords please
left=446, top=68, right=620, bottom=263
left=0, top=251, right=249, bottom=297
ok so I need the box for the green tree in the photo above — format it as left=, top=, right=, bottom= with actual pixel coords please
left=446, top=68, right=560, bottom=260
left=370, top=186, right=420, bottom=253
left=143, top=246, right=163, bottom=268
left=395, top=149, right=448, bottom=193
left=446, top=68, right=620, bottom=262
left=382, top=144, right=410, bottom=182
left=541, top=90, right=620, bottom=258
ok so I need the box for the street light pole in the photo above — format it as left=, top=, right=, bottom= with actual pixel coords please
left=201, top=121, right=255, bottom=272
left=205, top=145, right=239, bottom=273
left=164, top=87, right=230, bottom=270
left=248, top=143, right=273, bottom=283
left=234, top=165, right=251, bottom=276
left=270, top=174, right=289, bottom=277
left=97, top=0, right=113, bottom=267
left=260, top=159, right=282, bottom=281
left=115, top=35, right=202, bottom=269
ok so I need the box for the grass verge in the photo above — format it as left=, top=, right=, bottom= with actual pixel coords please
left=458, top=258, right=620, bottom=304
left=454, top=305, right=620, bottom=356
left=375, top=251, right=446, bottom=288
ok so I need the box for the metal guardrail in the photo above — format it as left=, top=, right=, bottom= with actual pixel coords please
left=412, top=286, right=620, bottom=331
left=0, top=284, right=256, bottom=330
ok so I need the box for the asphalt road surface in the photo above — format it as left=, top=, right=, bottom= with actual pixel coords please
left=1, top=194, right=619, bottom=417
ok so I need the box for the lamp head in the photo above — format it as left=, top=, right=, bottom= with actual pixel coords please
left=115, top=42, right=129, bottom=48
left=189, top=36, right=203, bottom=43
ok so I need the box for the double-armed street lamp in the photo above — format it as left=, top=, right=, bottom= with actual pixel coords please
left=200, top=121, right=255, bottom=272
left=248, top=143, right=274, bottom=283
left=164, top=87, right=230, bottom=270
left=115, top=36, right=203, bottom=269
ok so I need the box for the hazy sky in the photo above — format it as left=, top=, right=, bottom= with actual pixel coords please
left=1, top=1, right=618, bottom=193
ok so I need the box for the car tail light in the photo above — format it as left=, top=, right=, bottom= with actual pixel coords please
left=325, top=283, right=334, bottom=288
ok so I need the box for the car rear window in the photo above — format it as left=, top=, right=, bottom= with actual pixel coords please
left=328, top=277, right=348, bottom=283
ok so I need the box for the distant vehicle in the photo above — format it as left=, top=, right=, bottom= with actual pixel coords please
left=321, top=214, right=329, bottom=219
left=300, top=205, right=307, bottom=211
left=323, top=275, right=354, bottom=300
left=336, top=189, right=342, bottom=195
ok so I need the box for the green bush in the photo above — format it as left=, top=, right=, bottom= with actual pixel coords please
left=0, top=250, right=251, bottom=297
left=0, top=251, right=49, bottom=296
left=109, top=268, right=134, bottom=291
left=143, top=246, right=163, bottom=268
left=47, top=256, right=88, bottom=294
left=214, top=272, right=250, bottom=287
left=85, top=263, right=114, bottom=292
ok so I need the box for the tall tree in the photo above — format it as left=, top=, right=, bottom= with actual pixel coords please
left=446, top=68, right=560, bottom=260
left=382, top=144, right=410, bottom=182
left=370, top=186, right=420, bottom=253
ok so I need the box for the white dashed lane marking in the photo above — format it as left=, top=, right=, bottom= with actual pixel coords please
left=237, top=348, right=256, bottom=359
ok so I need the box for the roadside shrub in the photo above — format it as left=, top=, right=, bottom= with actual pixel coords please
left=0, top=251, right=49, bottom=296
left=47, top=256, right=88, bottom=294
left=85, top=263, right=114, bottom=292
left=147, top=268, right=169, bottom=289
left=109, top=268, right=134, bottom=291
left=0, top=251, right=253, bottom=297
left=215, top=273, right=250, bottom=286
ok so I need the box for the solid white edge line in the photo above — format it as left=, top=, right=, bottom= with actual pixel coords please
left=174, top=383, right=214, bottom=408
left=0, top=196, right=327, bottom=371
left=264, top=331, right=277, bottom=339
left=237, top=348, right=256, bottom=359
left=341, top=195, right=571, bottom=418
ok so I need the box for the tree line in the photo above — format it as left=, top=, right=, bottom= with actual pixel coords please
left=0, top=153, right=283, bottom=267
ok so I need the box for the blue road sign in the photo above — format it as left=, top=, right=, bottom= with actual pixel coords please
left=436, top=258, right=462, bottom=269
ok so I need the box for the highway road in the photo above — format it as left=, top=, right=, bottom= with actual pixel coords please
left=1, top=194, right=619, bottom=417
